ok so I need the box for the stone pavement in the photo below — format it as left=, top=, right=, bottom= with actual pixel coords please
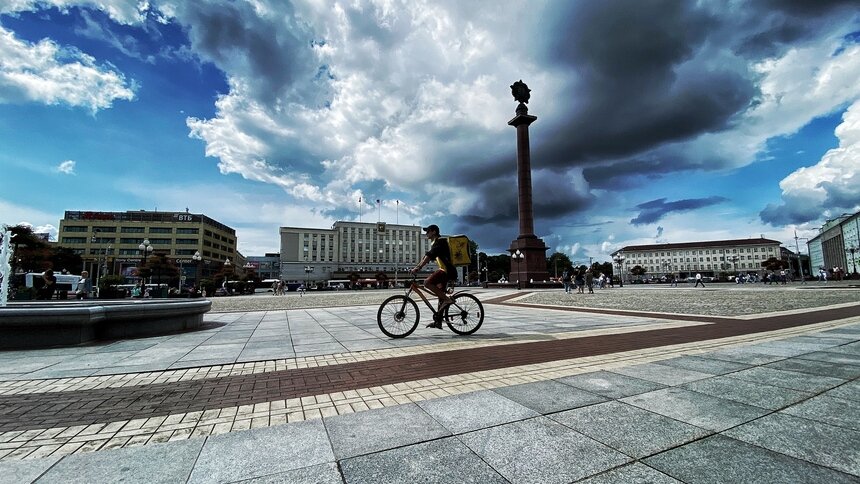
left=1, top=286, right=859, bottom=483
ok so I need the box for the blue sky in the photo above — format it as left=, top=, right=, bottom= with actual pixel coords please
left=1, top=1, right=859, bottom=261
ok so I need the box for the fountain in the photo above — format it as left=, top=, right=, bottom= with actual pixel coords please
left=0, top=226, right=212, bottom=349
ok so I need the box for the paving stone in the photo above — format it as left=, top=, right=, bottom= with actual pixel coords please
left=682, top=375, right=813, bottom=410
left=417, top=390, right=539, bottom=434
left=459, top=416, right=630, bottom=484
left=557, top=371, right=666, bottom=399
left=824, top=380, right=860, bottom=402
left=324, top=403, right=449, bottom=459
left=705, top=348, right=786, bottom=365
left=764, top=357, right=860, bottom=380
left=621, top=387, right=768, bottom=431
left=645, top=434, right=857, bottom=483
left=550, top=400, right=710, bottom=458
left=652, top=355, right=751, bottom=375
left=577, top=463, right=681, bottom=484
left=726, top=366, right=846, bottom=393
left=38, top=438, right=204, bottom=484
left=491, top=380, right=607, bottom=415
left=0, top=455, right=62, bottom=484
left=612, top=362, right=714, bottom=386
left=797, top=350, right=860, bottom=366
left=233, top=462, right=343, bottom=483
left=187, top=419, right=333, bottom=484
left=724, top=412, right=860, bottom=477
left=782, top=394, right=860, bottom=431
left=340, top=437, right=506, bottom=484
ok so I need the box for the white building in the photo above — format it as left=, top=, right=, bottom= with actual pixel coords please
left=807, top=211, right=860, bottom=275
left=279, top=221, right=433, bottom=282
left=611, top=237, right=783, bottom=278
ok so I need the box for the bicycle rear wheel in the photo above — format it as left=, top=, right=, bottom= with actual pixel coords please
left=444, top=293, right=484, bottom=335
left=378, top=295, right=420, bottom=338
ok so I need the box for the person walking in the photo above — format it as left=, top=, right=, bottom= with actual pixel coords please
left=585, top=271, right=595, bottom=294
left=562, top=268, right=572, bottom=294
left=574, top=270, right=585, bottom=294
left=694, top=272, right=705, bottom=288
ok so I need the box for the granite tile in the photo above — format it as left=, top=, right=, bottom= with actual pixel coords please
left=492, top=380, right=607, bottom=415
left=621, top=387, right=768, bottom=431
left=557, top=371, right=666, bottom=399
left=417, top=390, right=539, bottom=434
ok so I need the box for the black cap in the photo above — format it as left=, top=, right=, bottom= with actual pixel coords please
left=422, top=224, right=440, bottom=233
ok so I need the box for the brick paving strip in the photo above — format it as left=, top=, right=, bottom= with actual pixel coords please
left=1, top=302, right=859, bottom=436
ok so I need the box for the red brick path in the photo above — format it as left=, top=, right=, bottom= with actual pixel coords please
left=0, top=303, right=858, bottom=432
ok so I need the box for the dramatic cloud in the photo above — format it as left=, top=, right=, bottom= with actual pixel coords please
left=631, top=197, right=729, bottom=226
left=55, top=160, right=75, bottom=174
left=0, top=25, right=135, bottom=112
left=761, top=99, right=860, bottom=225
left=1, top=0, right=148, bottom=25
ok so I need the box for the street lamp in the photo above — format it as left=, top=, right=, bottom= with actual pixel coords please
left=613, top=255, right=625, bottom=287
left=512, top=249, right=524, bottom=289
left=192, top=251, right=201, bottom=285
left=662, top=260, right=671, bottom=279
left=304, top=264, right=314, bottom=287
left=138, top=238, right=152, bottom=282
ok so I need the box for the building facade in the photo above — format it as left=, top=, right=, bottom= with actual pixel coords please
left=246, top=253, right=281, bottom=280
left=57, top=210, right=237, bottom=283
left=611, top=238, right=783, bottom=279
left=807, top=211, right=860, bottom=275
left=279, top=221, right=432, bottom=282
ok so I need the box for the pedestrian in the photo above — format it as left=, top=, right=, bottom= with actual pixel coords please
left=585, top=271, right=594, bottom=294
left=670, top=273, right=678, bottom=287
left=574, top=271, right=585, bottom=294
left=562, top=268, right=572, bottom=294
left=37, top=270, right=57, bottom=300
left=75, top=270, right=92, bottom=300
left=694, top=272, right=705, bottom=288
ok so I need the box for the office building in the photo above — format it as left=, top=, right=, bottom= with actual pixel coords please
left=57, top=210, right=237, bottom=283
left=807, top=211, right=860, bottom=275
left=279, top=221, right=431, bottom=282
left=611, top=237, right=783, bottom=278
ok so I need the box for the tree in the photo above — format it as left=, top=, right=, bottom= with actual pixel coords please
left=51, top=247, right=83, bottom=275
left=761, top=257, right=789, bottom=272
left=6, top=224, right=51, bottom=274
left=375, top=271, right=388, bottom=288
left=348, top=271, right=360, bottom=289
left=630, top=265, right=647, bottom=278
left=546, top=252, right=573, bottom=277
left=142, top=254, right=180, bottom=285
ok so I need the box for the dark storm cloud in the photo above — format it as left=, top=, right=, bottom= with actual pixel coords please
left=177, top=1, right=320, bottom=106
left=630, top=196, right=728, bottom=225
left=759, top=201, right=822, bottom=226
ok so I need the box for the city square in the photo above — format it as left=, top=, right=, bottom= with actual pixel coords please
left=1, top=283, right=860, bottom=483
left=3, top=2, right=860, bottom=483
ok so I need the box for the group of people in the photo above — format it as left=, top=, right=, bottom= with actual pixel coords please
left=560, top=268, right=614, bottom=294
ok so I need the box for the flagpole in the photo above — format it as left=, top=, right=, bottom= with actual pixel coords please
left=396, top=200, right=399, bottom=225
left=359, top=197, right=362, bottom=223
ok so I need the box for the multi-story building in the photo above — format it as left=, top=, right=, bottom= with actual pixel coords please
left=57, top=210, right=237, bottom=283
left=611, top=237, right=783, bottom=278
left=246, top=253, right=280, bottom=280
left=807, top=211, right=860, bottom=275
left=279, top=221, right=432, bottom=282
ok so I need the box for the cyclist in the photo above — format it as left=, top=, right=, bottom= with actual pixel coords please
left=410, top=224, right=456, bottom=328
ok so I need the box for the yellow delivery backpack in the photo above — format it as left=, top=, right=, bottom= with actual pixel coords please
left=445, top=235, right=472, bottom=267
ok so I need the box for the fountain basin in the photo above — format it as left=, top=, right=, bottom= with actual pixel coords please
left=0, top=299, right=212, bottom=349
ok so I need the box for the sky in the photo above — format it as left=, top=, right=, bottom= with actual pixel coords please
left=1, top=0, right=859, bottom=263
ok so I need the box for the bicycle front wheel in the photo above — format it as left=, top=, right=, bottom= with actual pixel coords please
left=378, top=295, right=420, bottom=338
left=444, top=293, right=484, bottom=335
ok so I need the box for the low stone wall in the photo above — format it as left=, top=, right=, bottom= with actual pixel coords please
left=0, top=299, right=212, bottom=349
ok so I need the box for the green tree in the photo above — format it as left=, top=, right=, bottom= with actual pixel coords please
left=51, top=247, right=83, bottom=274
left=761, top=257, right=789, bottom=271
left=546, top=252, right=573, bottom=277
left=630, top=265, right=647, bottom=278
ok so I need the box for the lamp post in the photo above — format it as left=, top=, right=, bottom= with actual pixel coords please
left=192, top=251, right=201, bottom=286
left=613, top=255, right=625, bottom=287
left=662, top=260, right=671, bottom=280
left=138, top=239, right=152, bottom=283
left=91, top=229, right=101, bottom=291
left=223, top=257, right=232, bottom=294
left=304, top=264, right=314, bottom=288
left=512, top=249, right=524, bottom=289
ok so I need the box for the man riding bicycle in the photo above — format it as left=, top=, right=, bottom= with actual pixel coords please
left=410, top=224, right=456, bottom=329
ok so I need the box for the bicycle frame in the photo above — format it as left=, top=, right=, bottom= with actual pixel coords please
left=403, top=277, right=470, bottom=316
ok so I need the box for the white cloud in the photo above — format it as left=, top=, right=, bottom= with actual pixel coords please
left=0, top=200, right=61, bottom=240
left=56, top=159, right=76, bottom=174
left=0, top=25, right=136, bottom=112
left=1, top=0, right=148, bottom=25
left=762, top=99, right=860, bottom=224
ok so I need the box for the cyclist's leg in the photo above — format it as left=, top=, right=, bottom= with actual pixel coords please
left=423, top=271, right=453, bottom=310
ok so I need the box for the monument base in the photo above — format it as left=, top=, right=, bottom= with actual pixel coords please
left=509, top=237, right=550, bottom=283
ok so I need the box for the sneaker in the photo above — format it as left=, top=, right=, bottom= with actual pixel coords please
left=426, top=321, right=442, bottom=329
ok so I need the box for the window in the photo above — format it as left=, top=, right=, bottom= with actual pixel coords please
left=176, top=239, right=198, bottom=245
left=118, top=249, right=139, bottom=255
left=61, top=237, right=87, bottom=244
left=203, top=251, right=211, bottom=257
left=121, top=227, right=145, bottom=233
left=64, top=226, right=88, bottom=232
left=149, top=238, right=171, bottom=245
left=175, top=249, right=198, bottom=255
left=95, top=227, right=116, bottom=232
left=92, top=237, right=115, bottom=244
left=120, top=238, right=144, bottom=244
left=204, top=230, right=212, bottom=236
left=149, top=227, right=172, bottom=234
left=203, top=240, right=212, bottom=247
left=176, top=228, right=199, bottom=234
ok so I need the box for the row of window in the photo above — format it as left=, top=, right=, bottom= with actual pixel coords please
left=640, top=262, right=761, bottom=271
left=626, top=247, right=776, bottom=259
left=61, top=237, right=200, bottom=245
left=627, top=254, right=770, bottom=266
left=63, top=226, right=200, bottom=235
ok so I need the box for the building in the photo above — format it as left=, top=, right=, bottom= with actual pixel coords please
left=57, top=210, right=238, bottom=284
left=611, top=237, right=783, bottom=279
left=246, top=253, right=280, bottom=280
left=279, top=221, right=433, bottom=283
left=807, top=211, right=860, bottom=276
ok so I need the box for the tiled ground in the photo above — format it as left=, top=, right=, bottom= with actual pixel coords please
left=1, top=287, right=859, bottom=483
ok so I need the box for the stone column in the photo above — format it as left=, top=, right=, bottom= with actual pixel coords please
left=507, top=89, right=549, bottom=285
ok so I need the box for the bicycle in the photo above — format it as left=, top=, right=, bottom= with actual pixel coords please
left=377, top=274, right=485, bottom=338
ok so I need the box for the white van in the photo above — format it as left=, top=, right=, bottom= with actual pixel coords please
left=25, top=273, right=81, bottom=292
